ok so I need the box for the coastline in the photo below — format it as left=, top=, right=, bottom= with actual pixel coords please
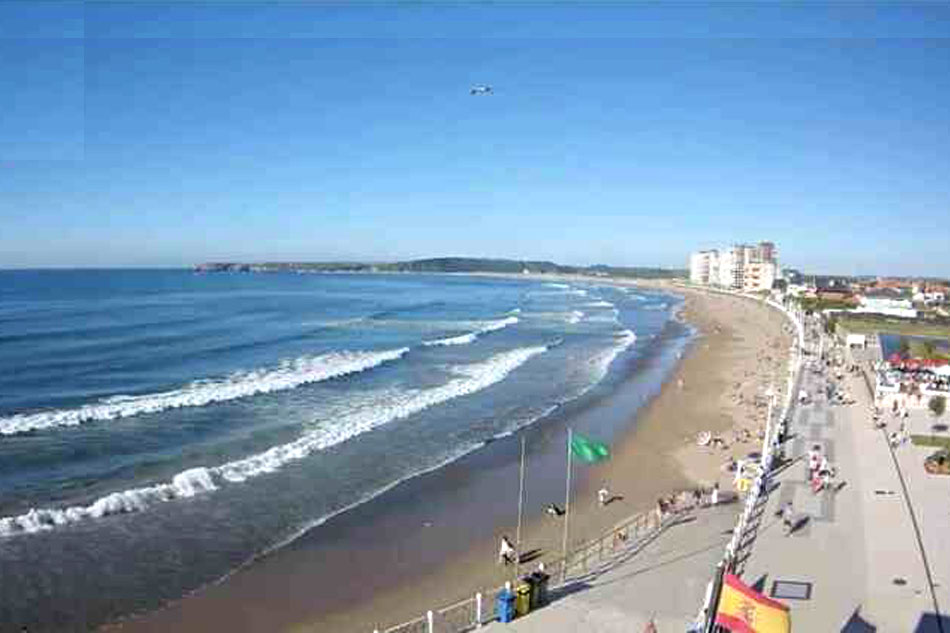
left=109, top=280, right=792, bottom=633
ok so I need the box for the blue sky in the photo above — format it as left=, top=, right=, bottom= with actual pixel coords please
left=1, top=2, right=949, bottom=275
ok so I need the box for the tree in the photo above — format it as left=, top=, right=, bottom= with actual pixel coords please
left=930, top=395, right=946, bottom=418
left=824, top=315, right=838, bottom=336
left=922, top=340, right=937, bottom=358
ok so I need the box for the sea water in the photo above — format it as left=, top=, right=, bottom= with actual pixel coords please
left=0, top=270, right=681, bottom=630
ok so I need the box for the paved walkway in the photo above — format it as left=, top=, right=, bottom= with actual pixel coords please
left=740, top=328, right=948, bottom=632
left=482, top=502, right=739, bottom=632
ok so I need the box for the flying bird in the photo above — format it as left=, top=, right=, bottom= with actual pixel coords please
left=470, top=84, right=493, bottom=95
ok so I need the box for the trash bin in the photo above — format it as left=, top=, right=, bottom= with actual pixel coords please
left=495, top=587, right=516, bottom=623
left=515, top=582, right=532, bottom=617
left=531, top=570, right=550, bottom=607
left=521, top=574, right=539, bottom=610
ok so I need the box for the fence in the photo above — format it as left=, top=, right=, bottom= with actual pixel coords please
left=376, top=504, right=695, bottom=633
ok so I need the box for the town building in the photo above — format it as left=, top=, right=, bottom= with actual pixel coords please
left=855, top=289, right=918, bottom=318
left=689, top=250, right=720, bottom=285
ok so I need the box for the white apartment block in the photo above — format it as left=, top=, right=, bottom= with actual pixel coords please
left=688, top=242, right=778, bottom=292
left=689, top=250, right=720, bottom=285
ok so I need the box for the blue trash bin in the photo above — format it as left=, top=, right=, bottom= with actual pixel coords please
left=495, top=587, right=516, bottom=623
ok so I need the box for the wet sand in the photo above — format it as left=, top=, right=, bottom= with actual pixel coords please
left=109, top=283, right=792, bottom=633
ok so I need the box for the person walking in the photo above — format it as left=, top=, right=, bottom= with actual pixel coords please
left=781, top=501, right=795, bottom=536
left=598, top=483, right=610, bottom=507
left=498, top=536, right=516, bottom=566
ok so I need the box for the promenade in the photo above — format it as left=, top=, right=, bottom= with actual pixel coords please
left=482, top=501, right=739, bottom=632
left=738, top=324, right=948, bottom=632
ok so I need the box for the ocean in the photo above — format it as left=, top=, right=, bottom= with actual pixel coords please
left=0, top=270, right=682, bottom=630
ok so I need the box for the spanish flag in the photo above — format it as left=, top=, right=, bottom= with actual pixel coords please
left=714, top=573, right=791, bottom=633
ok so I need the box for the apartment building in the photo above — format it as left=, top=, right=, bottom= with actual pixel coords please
left=688, top=241, right=778, bottom=292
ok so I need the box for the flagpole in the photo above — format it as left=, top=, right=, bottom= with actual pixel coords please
left=514, top=434, right=526, bottom=579
left=561, top=427, right=573, bottom=581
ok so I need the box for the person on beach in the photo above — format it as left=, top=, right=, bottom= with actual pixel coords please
left=598, top=484, right=610, bottom=507
left=499, top=536, right=516, bottom=566
left=710, top=483, right=720, bottom=506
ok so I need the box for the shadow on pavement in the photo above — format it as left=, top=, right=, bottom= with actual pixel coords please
left=841, top=606, right=876, bottom=632
left=547, top=580, right=591, bottom=603
left=914, top=612, right=950, bottom=633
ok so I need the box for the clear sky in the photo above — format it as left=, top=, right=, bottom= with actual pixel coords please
left=1, top=1, right=949, bottom=276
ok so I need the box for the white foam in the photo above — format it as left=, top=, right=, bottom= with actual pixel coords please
left=422, top=316, right=518, bottom=347
left=0, top=468, right=217, bottom=536
left=0, top=345, right=550, bottom=537
left=216, top=343, right=546, bottom=482
left=585, top=300, right=615, bottom=308
left=0, top=348, right=410, bottom=436
left=542, top=283, right=570, bottom=289
left=566, top=310, right=585, bottom=324
left=588, top=329, right=637, bottom=385
left=423, top=332, right=478, bottom=347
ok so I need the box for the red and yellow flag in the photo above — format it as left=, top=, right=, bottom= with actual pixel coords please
left=715, top=573, right=791, bottom=633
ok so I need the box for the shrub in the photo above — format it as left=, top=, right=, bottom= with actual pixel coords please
left=930, top=395, right=947, bottom=418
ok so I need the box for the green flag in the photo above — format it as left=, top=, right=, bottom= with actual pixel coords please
left=570, top=433, right=609, bottom=463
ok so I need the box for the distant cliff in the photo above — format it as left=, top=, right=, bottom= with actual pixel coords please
left=194, top=257, right=685, bottom=279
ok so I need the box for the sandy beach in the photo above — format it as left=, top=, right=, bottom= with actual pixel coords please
left=110, top=282, right=792, bottom=633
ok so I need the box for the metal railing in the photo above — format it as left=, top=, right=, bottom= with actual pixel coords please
left=376, top=503, right=697, bottom=633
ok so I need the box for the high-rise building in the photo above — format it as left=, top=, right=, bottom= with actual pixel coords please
left=689, top=250, right=720, bottom=285
left=688, top=241, right=779, bottom=292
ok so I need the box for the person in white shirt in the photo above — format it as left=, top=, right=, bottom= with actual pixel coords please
left=499, top=536, right=516, bottom=566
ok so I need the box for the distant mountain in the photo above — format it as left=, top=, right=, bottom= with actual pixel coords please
left=194, top=258, right=686, bottom=279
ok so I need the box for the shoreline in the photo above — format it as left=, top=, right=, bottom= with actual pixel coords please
left=110, top=280, right=791, bottom=633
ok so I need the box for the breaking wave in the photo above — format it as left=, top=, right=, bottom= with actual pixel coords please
left=585, top=300, right=615, bottom=308
left=0, top=348, right=410, bottom=436
left=422, top=316, right=518, bottom=347
left=567, top=310, right=585, bottom=324
left=0, top=345, right=550, bottom=537
left=0, top=468, right=218, bottom=536
left=590, top=329, right=638, bottom=383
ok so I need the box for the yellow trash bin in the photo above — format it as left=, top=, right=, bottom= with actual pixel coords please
left=515, top=582, right=532, bottom=617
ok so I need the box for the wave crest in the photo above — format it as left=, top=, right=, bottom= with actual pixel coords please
left=422, top=316, right=518, bottom=347
left=0, top=345, right=550, bottom=537
left=0, top=348, right=410, bottom=436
